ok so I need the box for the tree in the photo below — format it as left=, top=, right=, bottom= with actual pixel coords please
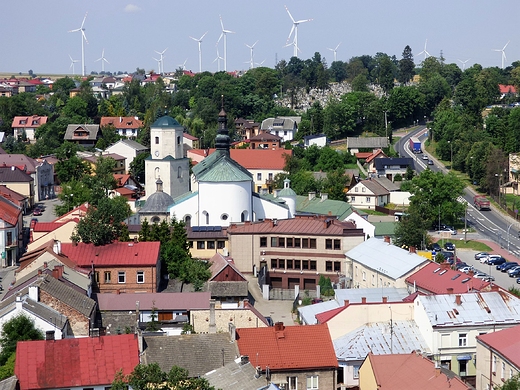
left=398, top=45, right=415, bottom=84
left=0, top=314, right=43, bottom=366
left=394, top=208, right=429, bottom=249
left=497, top=374, right=520, bottom=390
left=129, top=153, right=149, bottom=184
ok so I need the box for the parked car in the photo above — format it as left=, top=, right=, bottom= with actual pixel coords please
left=430, top=242, right=442, bottom=252
left=455, top=262, right=468, bottom=270
left=483, top=276, right=495, bottom=282
left=444, top=242, right=455, bottom=251
left=475, top=252, right=490, bottom=261
left=500, top=262, right=519, bottom=272
left=487, top=257, right=505, bottom=266
left=440, top=227, right=457, bottom=235
left=509, top=267, right=520, bottom=277
left=459, top=266, right=474, bottom=274
left=473, top=272, right=489, bottom=279
left=33, top=208, right=42, bottom=216
left=517, top=277, right=520, bottom=284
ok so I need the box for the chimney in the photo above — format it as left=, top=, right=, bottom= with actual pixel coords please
left=447, top=287, right=454, bottom=294
left=209, top=299, right=216, bottom=333
left=45, top=330, right=55, bottom=341
left=455, top=295, right=462, bottom=305
left=384, top=236, right=391, bottom=244
left=320, top=193, right=328, bottom=201
left=43, top=262, right=48, bottom=268
left=308, top=192, right=316, bottom=200
left=382, top=297, right=387, bottom=303
left=229, top=322, right=236, bottom=340
left=409, top=246, right=416, bottom=254
left=119, top=116, right=123, bottom=123
left=344, top=299, right=349, bottom=306
left=274, top=322, right=284, bottom=332
left=52, top=265, right=64, bottom=280
left=53, top=240, right=61, bottom=255
left=272, top=219, right=278, bottom=227
left=361, top=297, right=367, bottom=304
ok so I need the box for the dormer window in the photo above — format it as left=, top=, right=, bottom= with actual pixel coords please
left=32, top=120, right=38, bottom=125
left=20, top=120, right=26, bottom=125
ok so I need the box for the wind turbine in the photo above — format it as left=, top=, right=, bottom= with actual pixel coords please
left=69, top=55, right=79, bottom=75
left=255, top=59, right=266, bottom=67
left=245, top=41, right=258, bottom=69
left=285, top=5, right=313, bottom=58
left=284, top=39, right=301, bottom=57
left=95, top=48, right=110, bottom=73
left=68, top=12, right=89, bottom=76
left=190, top=31, right=208, bottom=73
left=178, top=59, right=188, bottom=71
left=494, top=41, right=510, bottom=69
left=416, top=39, right=430, bottom=61
left=327, top=42, right=341, bottom=62
left=458, top=59, right=470, bottom=71
left=217, top=15, right=235, bottom=72
left=213, top=46, right=223, bottom=72
left=154, top=48, right=167, bottom=74
left=152, top=57, right=161, bottom=74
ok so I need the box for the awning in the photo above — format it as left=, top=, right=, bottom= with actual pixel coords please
left=457, top=355, right=472, bottom=361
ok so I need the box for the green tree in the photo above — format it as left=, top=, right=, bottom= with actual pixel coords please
left=394, top=208, right=428, bottom=249
left=0, top=352, right=15, bottom=380
left=0, top=315, right=43, bottom=366
left=497, top=374, right=520, bottom=390
left=398, top=45, right=415, bottom=84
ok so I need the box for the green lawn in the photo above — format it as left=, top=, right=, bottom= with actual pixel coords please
left=451, top=240, right=492, bottom=251
left=359, top=209, right=387, bottom=216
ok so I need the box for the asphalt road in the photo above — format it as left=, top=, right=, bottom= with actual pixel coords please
left=395, top=128, right=520, bottom=260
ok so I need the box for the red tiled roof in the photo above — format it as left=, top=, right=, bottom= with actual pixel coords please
left=355, top=152, right=372, bottom=159
left=190, top=148, right=291, bottom=170
left=83, top=153, right=125, bottom=163
left=114, top=174, right=131, bottom=187
left=365, top=149, right=387, bottom=163
left=405, top=262, right=489, bottom=294
left=367, top=352, right=469, bottom=390
left=236, top=323, right=337, bottom=371
left=15, top=334, right=139, bottom=389
left=33, top=222, right=65, bottom=233
left=477, top=324, right=520, bottom=368
left=183, top=133, right=199, bottom=141
left=116, top=187, right=135, bottom=196
left=228, top=215, right=362, bottom=237
left=61, top=241, right=160, bottom=267
left=12, top=115, right=48, bottom=128
left=100, top=116, right=143, bottom=129
left=316, top=305, right=347, bottom=323
left=499, top=84, right=517, bottom=94
left=0, top=196, right=21, bottom=226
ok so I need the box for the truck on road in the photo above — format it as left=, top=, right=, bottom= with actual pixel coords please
left=409, top=137, right=422, bottom=153
left=474, top=195, right=490, bottom=211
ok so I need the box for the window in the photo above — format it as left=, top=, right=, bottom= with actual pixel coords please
left=271, top=237, right=278, bottom=247
left=268, top=173, right=273, bottom=180
left=271, top=259, right=277, bottom=269
left=302, top=238, right=309, bottom=248
left=177, top=136, right=181, bottom=145
left=502, top=362, right=505, bottom=379
left=460, top=360, right=467, bottom=377
left=278, top=237, right=285, bottom=247
left=286, top=238, right=293, bottom=247
left=188, top=241, right=193, bottom=248
left=310, top=261, right=316, bottom=271
left=366, top=197, right=371, bottom=203
left=294, top=238, right=301, bottom=247
left=94, top=272, right=99, bottom=283
left=294, top=260, right=301, bottom=269
left=326, top=261, right=333, bottom=272
left=177, top=166, right=182, bottom=178
left=351, top=196, right=355, bottom=202
left=207, top=241, right=215, bottom=249
left=118, top=271, right=126, bottom=284
left=334, top=261, right=341, bottom=272
left=325, top=239, right=332, bottom=249
left=302, top=260, right=309, bottom=270
left=372, top=274, right=375, bottom=286
left=221, top=214, right=228, bottom=220
left=286, top=259, right=293, bottom=269
left=257, top=173, right=262, bottom=181
left=104, top=271, right=111, bottom=283
left=362, top=187, right=366, bottom=192
left=493, top=356, right=497, bottom=373
left=260, top=237, right=267, bottom=247
left=458, top=333, right=467, bottom=347
left=310, top=239, right=316, bottom=249
left=155, top=136, right=159, bottom=144
left=306, top=375, right=318, bottom=389
left=362, top=271, right=366, bottom=281
left=355, top=187, right=359, bottom=192
left=137, top=271, right=144, bottom=284
left=334, top=239, right=341, bottom=250
left=197, top=241, right=205, bottom=249
left=279, top=259, right=285, bottom=269
left=287, top=376, right=297, bottom=390
left=353, top=365, right=360, bottom=379
left=217, top=241, right=225, bottom=249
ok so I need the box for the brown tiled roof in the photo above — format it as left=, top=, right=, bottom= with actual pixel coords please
left=100, top=116, right=143, bottom=129
left=12, top=115, right=48, bottom=128
left=95, top=292, right=210, bottom=311
left=355, top=179, right=389, bottom=196
left=228, top=215, right=363, bottom=237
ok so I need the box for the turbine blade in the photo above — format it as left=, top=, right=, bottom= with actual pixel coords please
left=295, top=18, right=313, bottom=24
left=217, top=33, right=223, bottom=44
left=200, top=31, right=208, bottom=40
left=220, top=15, right=225, bottom=30
left=252, top=40, right=258, bottom=47
left=68, top=28, right=81, bottom=33
left=285, top=5, right=295, bottom=23
left=335, top=42, right=341, bottom=50
left=189, top=36, right=198, bottom=42
left=82, top=31, right=88, bottom=44
left=287, top=25, right=295, bottom=43
left=503, top=40, right=510, bottom=50
left=80, top=12, right=88, bottom=29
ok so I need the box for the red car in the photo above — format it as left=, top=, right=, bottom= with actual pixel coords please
left=33, top=208, right=42, bottom=216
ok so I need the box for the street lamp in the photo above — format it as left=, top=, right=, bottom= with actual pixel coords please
left=447, top=141, right=453, bottom=170
left=508, top=223, right=514, bottom=253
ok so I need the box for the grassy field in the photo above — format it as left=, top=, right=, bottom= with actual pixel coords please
left=446, top=240, right=492, bottom=252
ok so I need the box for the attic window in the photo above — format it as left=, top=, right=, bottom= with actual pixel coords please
left=451, top=274, right=461, bottom=280
left=433, top=268, right=441, bottom=273
left=439, top=270, right=448, bottom=275
left=461, top=278, right=471, bottom=283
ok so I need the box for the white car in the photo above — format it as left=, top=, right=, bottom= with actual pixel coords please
left=460, top=266, right=474, bottom=274
left=473, top=272, right=489, bottom=279
left=422, top=154, right=429, bottom=160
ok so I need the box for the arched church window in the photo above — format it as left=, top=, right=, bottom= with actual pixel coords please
left=184, top=215, right=191, bottom=226
left=203, top=211, right=209, bottom=225
left=152, top=216, right=160, bottom=223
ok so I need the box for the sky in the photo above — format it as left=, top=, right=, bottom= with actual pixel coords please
left=2, top=0, right=520, bottom=76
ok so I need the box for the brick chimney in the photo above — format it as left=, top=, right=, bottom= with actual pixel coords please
left=52, top=265, right=64, bottom=280
left=384, top=236, right=391, bottom=244
left=274, top=322, right=284, bottom=332
left=344, top=299, right=350, bottom=306
left=447, top=287, right=454, bottom=294
left=361, top=297, right=367, bottom=304
left=209, top=299, right=216, bottom=334
left=409, top=246, right=416, bottom=254
left=382, top=297, right=388, bottom=303
left=455, top=295, right=462, bottom=305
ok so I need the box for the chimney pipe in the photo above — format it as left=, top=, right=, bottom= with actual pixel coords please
left=447, top=287, right=454, bottom=294
left=45, top=330, right=55, bottom=341
left=209, top=299, right=216, bottom=333
left=382, top=297, right=387, bottom=303
left=384, top=236, right=391, bottom=244
left=455, top=295, right=462, bottom=305
left=409, top=246, right=416, bottom=254
left=344, top=299, right=349, bottom=307
left=361, top=297, right=367, bottom=304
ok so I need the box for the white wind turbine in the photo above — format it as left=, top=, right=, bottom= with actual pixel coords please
left=327, top=42, right=341, bottom=62
left=178, top=59, right=188, bottom=71
left=69, top=55, right=79, bottom=75
left=416, top=39, right=430, bottom=61
left=217, top=15, right=235, bottom=72
left=152, top=57, right=161, bottom=74
left=255, top=59, right=266, bottom=67
left=155, top=48, right=167, bottom=74
left=213, top=46, right=223, bottom=72
left=95, top=48, right=110, bottom=73
left=285, top=5, right=313, bottom=58
left=494, top=41, right=510, bottom=69
left=68, top=12, right=89, bottom=76
left=245, top=41, right=258, bottom=69
left=190, top=31, right=208, bottom=73
left=458, top=59, right=470, bottom=71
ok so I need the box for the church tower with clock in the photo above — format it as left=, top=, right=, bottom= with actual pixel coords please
left=144, top=116, right=190, bottom=200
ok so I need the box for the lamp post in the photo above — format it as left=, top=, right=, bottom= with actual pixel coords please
left=384, top=110, right=388, bottom=140
left=447, top=141, right=453, bottom=170
left=508, top=223, right=514, bottom=253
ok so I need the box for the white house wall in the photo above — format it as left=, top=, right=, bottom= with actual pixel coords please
left=343, top=213, right=375, bottom=240
left=252, top=196, right=289, bottom=221
left=389, top=191, right=411, bottom=207
left=0, top=303, right=63, bottom=340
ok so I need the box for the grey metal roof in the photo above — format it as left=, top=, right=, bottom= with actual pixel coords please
left=140, top=190, right=174, bottom=213
left=0, top=376, right=18, bottom=390
left=142, top=333, right=239, bottom=377
left=418, top=291, right=520, bottom=327
left=372, top=176, right=400, bottom=192
left=208, top=281, right=249, bottom=298
left=204, top=359, right=269, bottom=390
left=333, top=320, right=431, bottom=360
left=346, top=238, right=429, bottom=280
left=64, top=124, right=100, bottom=141
left=374, top=158, right=414, bottom=170
left=23, top=298, right=68, bottom=330
left=299, top=300, right=340, bottom=325
left=347, top=137, right=389, bottom=148
left=117, top=139, right=148, bottom=151
left=37, top=275, right=96, bottom=317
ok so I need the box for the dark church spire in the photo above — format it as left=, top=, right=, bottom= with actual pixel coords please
left=215, top=95, right=230, bottom=155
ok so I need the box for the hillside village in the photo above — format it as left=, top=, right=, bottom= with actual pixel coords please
left=1, top=60, right=520, bottom=390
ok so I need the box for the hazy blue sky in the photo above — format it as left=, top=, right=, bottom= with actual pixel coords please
left=2, top=0, right=519, bottom=75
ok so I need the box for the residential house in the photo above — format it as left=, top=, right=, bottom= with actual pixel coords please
left=83, top=153, right=126, bottom=175
left=234, top=118, right=260, bottom=140
left=95, top=291, right=210, bottom=335
left=405, top=262, right=491, bottom=295
left=227, top=215, right=365, bottom=290
left=346, top=137, right=388, bottom=154
left=499, top=84, right=517, bottom=100
left=364, top=149, right=388, bottom=174
left=207, top=253, right=248, bottom=307
left=112, top=173, right=143, bottom=201
left=304, top=134, right=328, bottom=148
left=236, top=323, right=338, bottom=390
left=183, top=133, right=199, bottom=156
left=27, top=220, right=79, bottom=252
left=372, top=176, right=411, bottom=206
left=15, top=334, right=139, bottom=390
left=374, top=157, right=415, bottom=181
left=336, top=321, right=431, bottom=389
left=187, top=225, right=228, bottom=259
left=64, top=124, right=101, bottom=147
left=100, top=116, right=143, bottom=138
left=475, top=324, right=520, bottom=390
left=0, top=166, right=34, bottom=207
left=0, top=195, right=23, bottom=266
left=260, top=116, right=300, bottom=142
left=204, top=356, right=271, bottom=390
left=61, top=241, right=161, bottom=293
left=141, top=333, right=239, bottom=377
left=0, top=86, right=13, bottom=97
left=11, top=115, right=48, bottom=142
left=249, top=131, right=283, bottom=150
left=345, top=237, right=430, bottom=289
left=359, top=352, right=470, bottom=390
left=0, top=185, right=28, bottom=213
left=105, top=139, right=149, bottom=174
left=347, top=179, right=390, bottom=209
